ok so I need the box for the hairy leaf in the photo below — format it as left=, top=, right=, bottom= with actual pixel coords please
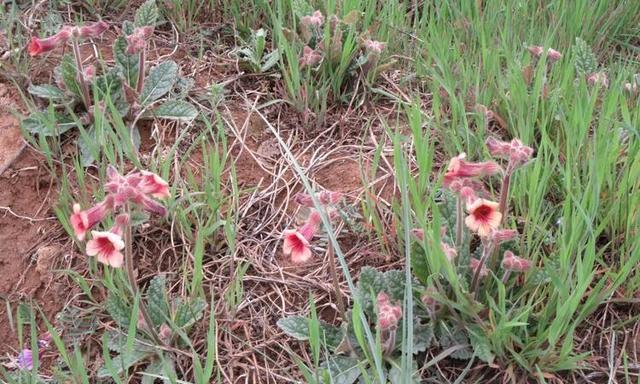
left=28, top=84, right=66, bottom=101
left=139, top=61, right=178, bottom=105
left=277, top=316, right=344, bottom=350
left=174, top=297, right=207, bottom=328
left=321, top=356, right=361, bottom=384
left=113, top=37, right=139, bottom=88
left=135, top=0, right=158, bottom=27
left=149, top=100, right=198, bottom=122
left=105, top=294, right=131, bottom=328
left=147, top=275, right=169, bottom=327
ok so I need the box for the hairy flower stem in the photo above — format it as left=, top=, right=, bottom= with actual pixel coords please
left=136, top=48, right=146, bottom=95
left=501, top=270, right=512, bottom=284
left=124, top=204, right=162, bottom=345
left=471, top=242, right=492, bottom=298
left=71, top=39, right=92, bottom=111
left=498, top=168, right=513, bottom=219
left=455, top=197, right=464, bottom=248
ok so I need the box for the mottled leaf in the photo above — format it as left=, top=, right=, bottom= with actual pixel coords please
left=322, top=356, right=361, bottom=384
left=135, top=0, right=158, bottom=27
left=28, top=84, right=66, bottom=100
left=113, top=37, right=139, bottom=88
left=149, top=100, right=197, bottom=122
left=140, top=61, right=178, bottom=105
left=147, top=275, right=169, bottom=327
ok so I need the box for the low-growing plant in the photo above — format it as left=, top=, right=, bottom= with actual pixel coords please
left=231, top=28, right=280, bottom=74
left=271, top=2, right=392, bottom=127
left=23, top=0, right=197, bottom=165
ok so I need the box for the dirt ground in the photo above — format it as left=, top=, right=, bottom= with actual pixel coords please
left=0, top=82, right=71, bottom=357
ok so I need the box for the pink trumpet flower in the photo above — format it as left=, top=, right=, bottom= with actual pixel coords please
left=27, top=27, right=73, bottom=56
left=77, top=21, right=109, bottom=39
left=70, top=196, right=114, bottom=241
left=485, top=137, right=534, bottom=168
left=465, top=199, right=502, bottom=237
left=283, top=210, right=321, bottom=263
left=138, top=171, right=170, bottom=199
left=86, top=214, right=129, bottom=268
left=443, top=153, right=501, bottom=188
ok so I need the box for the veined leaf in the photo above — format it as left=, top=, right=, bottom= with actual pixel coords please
left=59, top=55, right=82, bottom=99
left=28, top=84, right=66, bottom=101
left=139, top=61, right=178, bottom=106
left=149, top=100, right=198, bottom=122
left=135, top=0, right=158, bottom=27
left=113, top=37, right=140, bottom=88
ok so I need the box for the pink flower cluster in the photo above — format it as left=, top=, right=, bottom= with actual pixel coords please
left=440, top=137, right=535, bottom=280
left=376, top=292, right=402, bottom=330
left=28, top=21, right=108, bottom=56
left=527, top=45, right=562, bottom=63
left=126, top=26, right=154, bottom=54
left=70, top=166, right=169, bottom=268
left=282, top=190, right=342, bottom=264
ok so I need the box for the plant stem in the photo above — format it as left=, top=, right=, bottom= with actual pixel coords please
left=136, top=48, right=146, bottom=95
left=327, top=240, right=347, bottom=322
left=455, top=197, right=464, bottom=248
left=498, top=167, right=513, bottom=220
left=470, top=241, right=492, bottom=297
left=501, top=270, right=512, bottom=284
left=124, top=204, right=162, bottom=345
left=71, top=39, right=92, bottom=111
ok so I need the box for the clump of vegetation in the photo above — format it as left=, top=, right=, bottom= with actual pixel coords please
left=23, top=0, right=197, bottom=165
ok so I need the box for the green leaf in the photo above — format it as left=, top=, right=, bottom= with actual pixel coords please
left=22, top=112, right=76, bottom=136
left=147, top=275, right=169, bottom=327
left=411, top=243, right=430, bottom=285
left=95, top=69, right=123, bottom=99
left=78, top=126, right=98, bottom=167
left=149, top=100, right=198, bottom=122
left=573, top=37, right=597, bottom=76
left=388, top=362, right=419, bottom=384
left=261, top=50, right=280, bottom=72
left=97, top=348, right=154, bottom=378
left=438, top=325, right=473, bottom=360
left=122, top=20, right=135, bottom=35
left=469, top=330, right=494, bottom=364
left=412, top=322, right=434, bottom=354
left=105, top=294, right=131, bottom=328
left=276, top=316, right=309, bottom=340
left=139, top=61, right=178, bottom=105
left=174, top=297, right=207, bottom=328
left=321, top=356, right=362, bottom=384
left=113, top=37, right=140, bottom=88
left=277, top=316, right=344, bottom=350
left=55, top=306, right=98, bottom=346
left=292, top=0, right=314, bottom=20
left=135, top=0, right=158, bottom=27
left=142, top=357, right=176, bottom=384
left=355, top=267, right=406, bottom=317
left=28, top=84, right=66, bottom=100
left=59, top=54, right=82, bottom=99
left=342, top=10, right=362, bottom=26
